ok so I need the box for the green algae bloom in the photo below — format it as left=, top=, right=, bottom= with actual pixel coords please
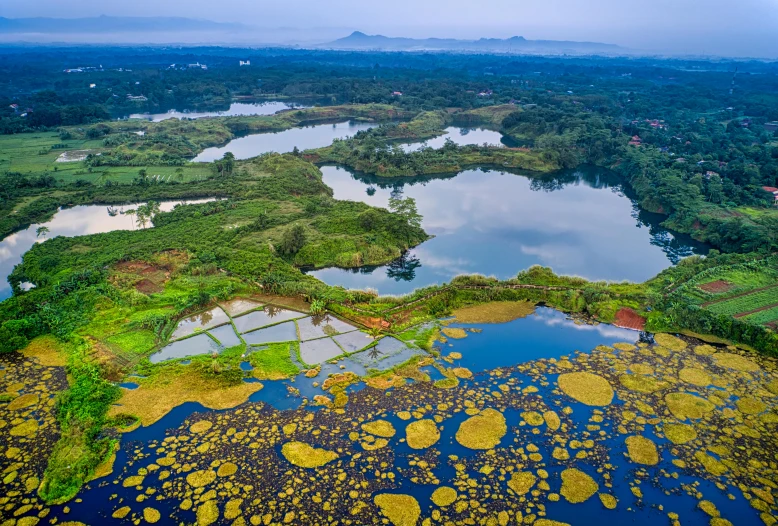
left=558, top=372, right=613, bottom=406
left=405, top=419, right=440, bottom=449
left=625, top=435, right=659, bottom=465
left=619, top=373, right=670, bottom=393
left=678, top=367, right=712, bottom=386
left=560, top=468, right=599, bottom=503
left=455, top=409, right=507, bottom=450
left=281, top=441, right=338, bottom=468
left=712, top=353, right=760, bottom=372
left=374, top=494, right=421, bottom=526
left=654, top=333, right=687, bottom=351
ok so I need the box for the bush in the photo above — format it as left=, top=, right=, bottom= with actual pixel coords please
left=278, top=224, right=307, bottom=256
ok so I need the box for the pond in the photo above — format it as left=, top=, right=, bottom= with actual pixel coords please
left=193, top=121, right=377, bottom=162
left=308, top=165, right=709, bottom=294
left=125, top=100, right=312, bottom=122
left=400, top=126, right=514, bottom=152
left=0, top=198, right=215, bottom=301
left=14, top=309, right=773, bottom=526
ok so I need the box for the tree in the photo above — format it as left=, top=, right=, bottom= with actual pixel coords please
left=388, top=196, right=422, bottom=230
left=36, top=226, right=49, bottom=238
left=175, top=167, right=184, bottom=181
left=278, top=224, right=306, bottom=256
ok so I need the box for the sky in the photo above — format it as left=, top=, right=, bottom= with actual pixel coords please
left=2, top=0, right=778, bottom=57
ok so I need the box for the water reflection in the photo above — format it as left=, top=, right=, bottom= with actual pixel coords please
left=309, top=165, right=708, bottom=293
left=0, top=199, right=214, bottom=301
left=193, top=121, right=377, bottom=162
left=400, top=126, right=509, bottom=152
left=126, top=101, right=311, bottom=122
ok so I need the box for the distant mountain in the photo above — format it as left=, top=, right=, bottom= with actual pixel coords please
left=0, top=16, right=247, bottom=34
left=323, top=31, right=621, bottom=54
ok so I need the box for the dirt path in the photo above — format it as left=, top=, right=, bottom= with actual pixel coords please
left=733, top=301, right=778, bottom=319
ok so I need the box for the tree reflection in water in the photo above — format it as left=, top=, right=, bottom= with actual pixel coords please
left=386, top=252, right=421, bottom=282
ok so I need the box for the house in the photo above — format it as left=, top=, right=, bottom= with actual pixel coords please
left=628, top=135, right=642, bottom=146
left=9, top=103, right=18, bottom=110
left=187, top=62, right=207, bottom=70
left=765, top=121, right=778, bottom=133
left=391, top=91, right=402, bottom=96
left=126, top=94, right=148, bottom=102
left=704, top=171, right=719, bottom=179
left=477, top=90, right=493, bottom=97
left=239, top=60, right=251, bottom=66
left=89, top=83, right=96, bottom=89
left=763, top=187, right=778, bottom=205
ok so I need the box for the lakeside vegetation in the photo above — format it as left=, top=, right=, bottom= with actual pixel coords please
left=1, top=46, right=777, bottom=505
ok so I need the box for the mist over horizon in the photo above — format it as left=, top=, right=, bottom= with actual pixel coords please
left=1, top=0, right=777, bottom=59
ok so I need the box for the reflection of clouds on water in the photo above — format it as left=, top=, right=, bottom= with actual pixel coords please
left=531, top=308, right=637, bottom=340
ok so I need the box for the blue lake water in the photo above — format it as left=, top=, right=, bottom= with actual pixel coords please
left=193, top=121, right=377, bottom=162
left=126, top=100, right=312, bottom=122
left=308, top=165, right=709, bottom=294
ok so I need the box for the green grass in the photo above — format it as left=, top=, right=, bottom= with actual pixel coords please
left=248, top=341, right=300, bottom=378
left=104, top=330, right=158, bottom=355
left=742, top=305, right=778, bottom=325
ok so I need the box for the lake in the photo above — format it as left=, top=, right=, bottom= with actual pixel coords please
left=126, top=101, right=311, bottom=122
left=308, top=165, right=708, bottom=293
left=193, top=121, right=377, bottom=162
left=0, top=198, right=214, bottom=301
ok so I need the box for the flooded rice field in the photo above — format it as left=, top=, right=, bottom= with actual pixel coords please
left=125, top=101, right=312, bottom=122
left=3, top=306, right=776, bottom=525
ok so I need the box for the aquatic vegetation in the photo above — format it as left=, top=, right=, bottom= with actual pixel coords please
left=405, top=419, right=440, bottom=449
left=663, top=423, right=698, bottom=444
left=374, top=494, right=421, bottom=526
left=557, top=372, right=614, bottom=405
left=361, top=419, right=396, bottom=438
left=559, top=468, right=598, bottom=503
left=599, top=493, right=618, bottom=509
left=281, top=441, right=338, bottom=468
left=664, top=392, right=715, bottom=420
left=431, top=486, right=458, bottom=506
left=451, top=301, right=536, bottom=323
left=454, top=408, right=507, bottom=449
left=653, top=333, right=687, bottom=351
left=712, top=352, right=760, bottom=372
left=507, top=471, right=537, bottom=495
left=678, top=367, right=712, bottom=386
left=625, top=435, right=659, bottom=465
left=441, top=327, right=468, bottom=339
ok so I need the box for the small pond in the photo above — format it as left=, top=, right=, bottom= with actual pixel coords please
left=0, top=198, right=215, bottom=301
left=126, top=100, right=311, bottom=122
left=400, top=126, right=514, bottom=152
left=308, top=165, right=708, bottom=294
left=193, top=121, right=377, bottom=162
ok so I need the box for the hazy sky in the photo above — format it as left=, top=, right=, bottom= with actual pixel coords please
left=2, top=0, right=777, bottom=57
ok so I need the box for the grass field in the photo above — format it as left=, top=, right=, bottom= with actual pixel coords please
left=705, top=285, right=778, bottom=317
left=0, top=132, right=213, bottom=183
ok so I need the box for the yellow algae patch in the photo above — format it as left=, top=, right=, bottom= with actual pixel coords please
left=186, top=470, right=217, bottom=488
left=112, top=507, right=131, bottom=519
left=599, top=494, right=617, bottom=509
left=625, top=436, right=659, bottom=465
left=361, top=420, right=396, bottom=438
left=455, top=409, right=507, bottom=450
left=629, top=363, right=653, bottom=374
left=451, top=367, right=473, bottom=379
left=679, top=368, right=711, bottom=386
left=694, top=451, right=728, bottom=476
left=452, top=301, right=535, bottom=324
left=10, top=419, right=38, bottom=437
left=507, top=471, right=536, bottom=495
left=535, top=521, right=571, bottom=526
left=665, top=392, right=714, bottom=420
left=431, top=486, right=458, bottom=507
left=543, top=410, right=561, bottom=431
left=619, top=374, right=669, bottom=393
left=709, top=520, right=733, bottom=526
left=654, top=334, right=687, bottom=351
left=522, top=411, right=545, bottom=426
left=196, top=500, right=219, bottom=526
left=441, top=328, right=467, bottom=339
left=8, top=393, right=39, bottom=411
left=694, top=344, right=717, bottom=355
left=189, top=420, right=213, bottom=434
left=405, top=419, right=440, bottom=449
left=560, top=468, right=598, bottom=503
left=766, top=379, right=778, bottom=395
left=21, top=335, right=68, bottom=367
left=91, top=448, right=118, bottom=481
left=281, top=442, right=338, bottom=468
left=664, top=423, right=697, bottom=444
left=374, top=494, right=421, bottom=526
left=108, top=368, right=263, bottom=427
left=698, top=500, right=720, bottom=517
left=361, top=438, right=389, bottom=451
left=397, top=411, right=412, bottom=420
left=143, top=507, right=161, bottom=523
left=613, top=342, right=636, bottom=351
left=558, top=372, right=613, bottom=406
left=217, top=462, right=237, bottom=477
left=123, top=475, right=145, bottom=487
left=712, top=353, right=759, bottom=372
left=736, top=397, right=767, bottom=415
